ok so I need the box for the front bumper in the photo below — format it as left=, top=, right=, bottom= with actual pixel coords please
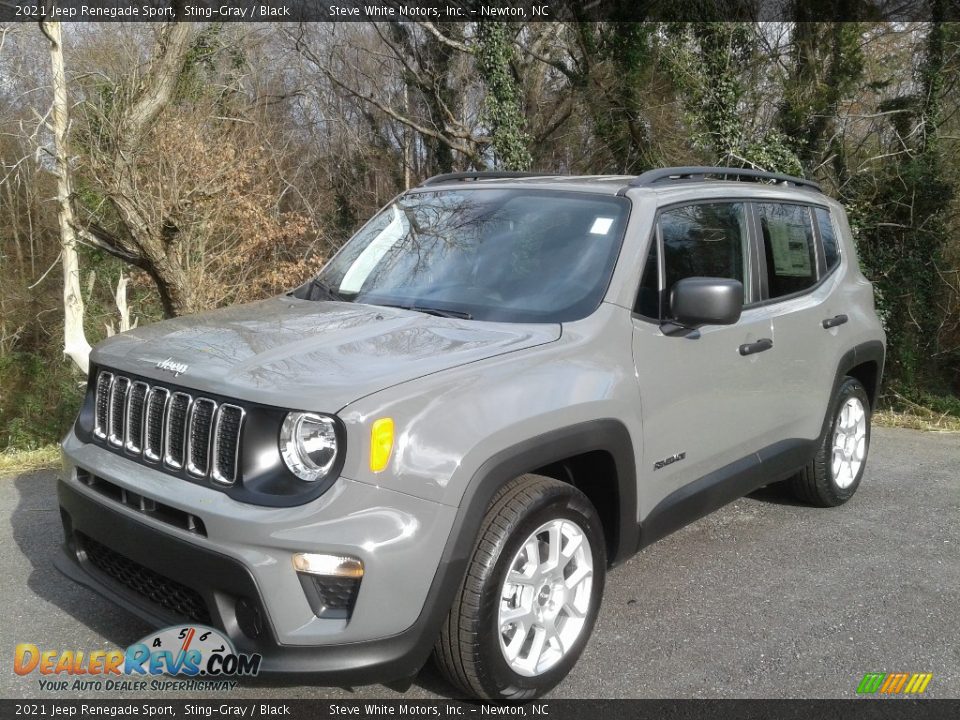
left=56, top=433, right=463, bottom=683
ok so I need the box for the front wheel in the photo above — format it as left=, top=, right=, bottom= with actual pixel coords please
left=789, top=376, right=871, bottom=507
left=434, top=474, right=606, bottom=699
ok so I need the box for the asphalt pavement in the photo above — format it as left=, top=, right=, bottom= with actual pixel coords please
left=1, top=427, right=958, bottom=699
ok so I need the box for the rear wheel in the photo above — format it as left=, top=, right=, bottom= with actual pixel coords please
left=789, top=376, right=871, bottom=507
left=434, top=474, right=606, bottom=699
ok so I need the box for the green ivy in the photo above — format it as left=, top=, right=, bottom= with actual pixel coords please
left=778, top=22, right=865, bottom=172
left=664, top=23, right=802, bottom=174
left=843, top=17, right=957, bottom=391
left=592, top=22, right=658, bottom=172
left=475, top=23, right=532, bottom=171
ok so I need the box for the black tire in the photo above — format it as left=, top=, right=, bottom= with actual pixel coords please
left=789, top=376, right=871, bottom=507
left=434, top=474, right=606, bottom=700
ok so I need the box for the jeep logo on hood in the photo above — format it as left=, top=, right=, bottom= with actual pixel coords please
left=155, top=357, right=189, bottom=377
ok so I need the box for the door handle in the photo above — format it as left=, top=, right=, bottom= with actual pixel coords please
left=822, top=314, right=849, bottom=329
left=739, top=338, right=773, bottom=356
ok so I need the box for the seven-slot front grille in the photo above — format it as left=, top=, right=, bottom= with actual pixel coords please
left=92, top=370, right=244, bottom=485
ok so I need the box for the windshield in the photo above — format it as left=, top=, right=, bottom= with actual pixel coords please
left=299, top=189, right=630, bottom=323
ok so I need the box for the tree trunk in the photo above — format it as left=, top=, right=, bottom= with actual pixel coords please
left=72, top=20, right=197, bottom=319
left=44, top=20, right=91, bottom=375
left=476, top=23, right=532, bottom=170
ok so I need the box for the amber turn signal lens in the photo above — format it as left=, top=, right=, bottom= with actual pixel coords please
left=369, top=417, right=394, bottom=473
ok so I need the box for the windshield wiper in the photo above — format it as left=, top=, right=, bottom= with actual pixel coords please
left=377, top=303, right=473, bottom=320
left=414, top=306, right=473, bottom=320
left=307, top=277, right=348, bottom=302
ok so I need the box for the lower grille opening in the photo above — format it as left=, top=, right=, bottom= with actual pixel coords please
left=79, top=532, right=211, bottom=624
left=297, top=573, right=361, bottom=620
left=77, top=469, right=206, bottom=536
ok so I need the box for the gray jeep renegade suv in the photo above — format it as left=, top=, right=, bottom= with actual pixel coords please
left=57, top=167, right=885, bottom=699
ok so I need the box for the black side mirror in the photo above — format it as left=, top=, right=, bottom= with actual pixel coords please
left=669, top=277, right=743, bottom=327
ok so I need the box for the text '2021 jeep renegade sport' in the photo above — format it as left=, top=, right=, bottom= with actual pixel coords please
left=57, top=167, right=885, bottom=699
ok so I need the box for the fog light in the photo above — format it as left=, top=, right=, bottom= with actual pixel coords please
left=292, top=552, right=364, bottom=578
left=293, top=553, right=363, bottom=620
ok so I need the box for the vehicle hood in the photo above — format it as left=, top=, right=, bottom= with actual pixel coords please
left=90, top=297, right=560, bottom=410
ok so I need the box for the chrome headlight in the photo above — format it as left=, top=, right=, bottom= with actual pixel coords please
left=279, top=412, right=339, bottom=482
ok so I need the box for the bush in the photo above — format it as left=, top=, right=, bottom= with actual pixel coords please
left=0, top=352, right=84, bottom=451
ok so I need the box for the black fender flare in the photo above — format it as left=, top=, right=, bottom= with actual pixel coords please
left=811, top=339, right=885, bottom=448
left=444, top=419, right=638, bottom=570
left=830, top=340, right=885, bottom=412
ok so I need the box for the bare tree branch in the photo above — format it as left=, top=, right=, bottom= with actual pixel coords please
left=415, top=20, right=473, bottom=54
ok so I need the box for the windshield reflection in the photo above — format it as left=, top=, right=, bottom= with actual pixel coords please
left=299, top=189, right=630, bottom=324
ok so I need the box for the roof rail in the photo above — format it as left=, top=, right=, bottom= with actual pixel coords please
left=629, top=166, right=822, bottom=192
left=420, top=171, right=554, bottom=186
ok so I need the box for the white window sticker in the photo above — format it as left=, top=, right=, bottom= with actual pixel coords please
left=768, top=219, right=812, bottom=277
left=590, top=217, right=615, bottom=235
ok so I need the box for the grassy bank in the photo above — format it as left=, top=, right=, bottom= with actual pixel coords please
left=873, top=409, right=960, bottom=432
left=0, top=446, right=61, bottom=476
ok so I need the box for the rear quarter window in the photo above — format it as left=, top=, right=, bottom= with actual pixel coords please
left=815, top=207, right=841, bottom=272
left=757, top=203, right=818, bottom=299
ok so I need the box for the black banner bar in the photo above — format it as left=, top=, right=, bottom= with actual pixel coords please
left=2, top=700, right=960, bottom=720
left=2, top=0, right=959, bottom=23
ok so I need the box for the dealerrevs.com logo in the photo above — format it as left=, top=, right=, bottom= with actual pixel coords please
left=15, top=625, right=261, bottom=692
